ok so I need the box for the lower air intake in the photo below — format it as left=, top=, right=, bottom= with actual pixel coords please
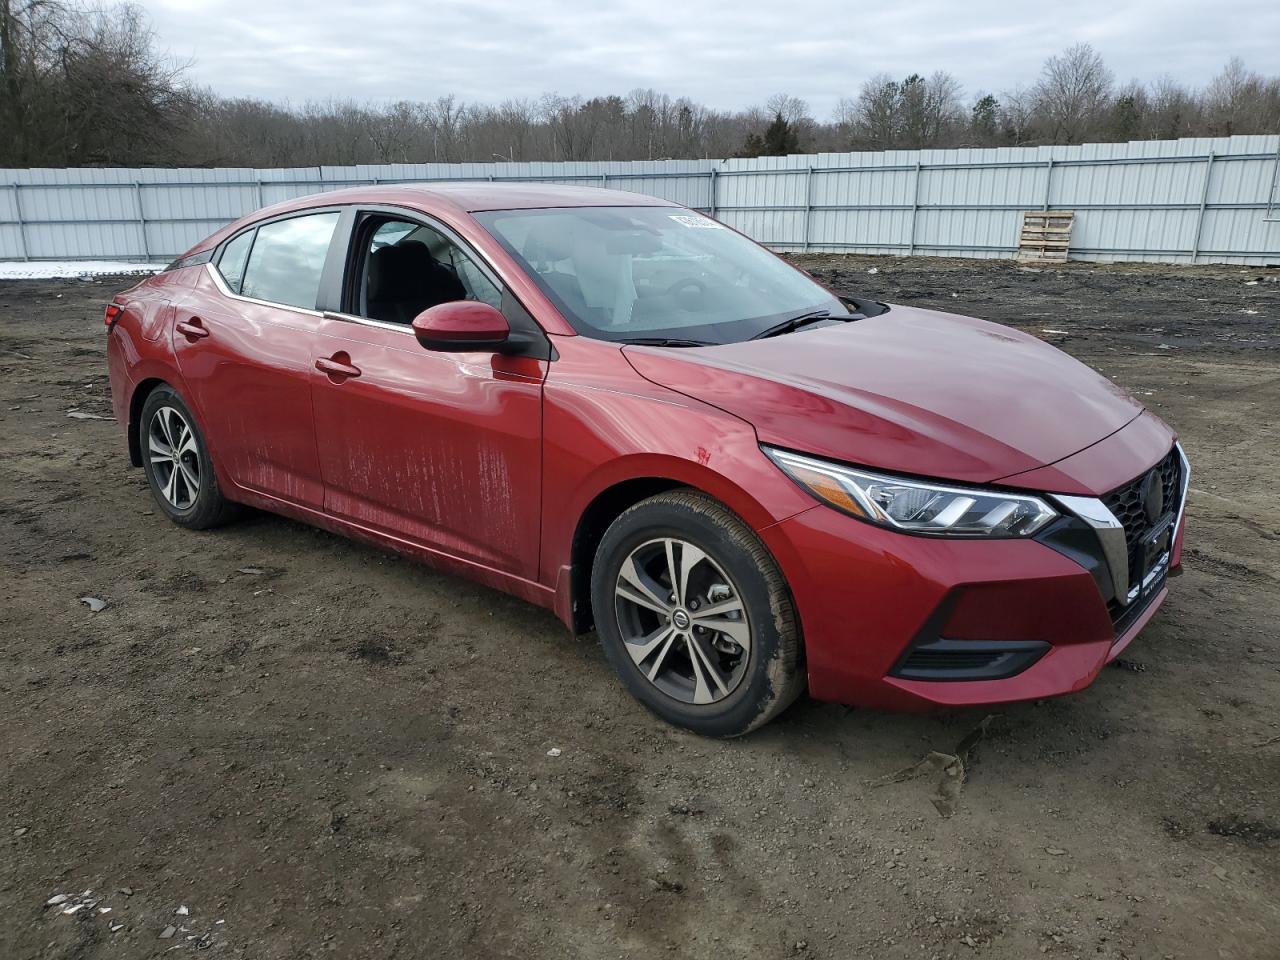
left=892, top=639, right=1050, bottom=682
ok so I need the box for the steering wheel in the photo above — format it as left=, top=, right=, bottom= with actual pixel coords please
left=664, top=277, right=708, bottom=308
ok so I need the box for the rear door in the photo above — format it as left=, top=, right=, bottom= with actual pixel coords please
left=172, top=209, right=345, bottom=509
left=309, top=210, right=548, bottom=579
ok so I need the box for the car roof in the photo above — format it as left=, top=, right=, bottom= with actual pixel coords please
left=390, top=181, right=681, bottom=212
left=186, top=182, right=680, bottom=257
left=282, top=181, right=679, bottom=215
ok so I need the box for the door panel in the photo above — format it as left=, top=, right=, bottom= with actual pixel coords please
left=311, top=318, right=545, bottom=578
left=172, top=268, right=325, bottom=508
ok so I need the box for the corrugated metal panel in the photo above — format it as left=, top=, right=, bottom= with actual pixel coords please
left=2, top=136, right=1277, bottom=264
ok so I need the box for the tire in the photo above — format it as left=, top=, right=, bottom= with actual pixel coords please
left=139, top=384, right=237, bottom=530
left=590, top=490, right=805, bottom=737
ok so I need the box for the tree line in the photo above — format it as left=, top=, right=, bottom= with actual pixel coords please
left=2, top=0, right=1278, bottom=169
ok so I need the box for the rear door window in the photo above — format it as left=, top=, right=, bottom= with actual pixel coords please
left=240, top=212, right=340, bottom=310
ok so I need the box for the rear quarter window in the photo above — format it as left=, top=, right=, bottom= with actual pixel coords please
left=216, top=229, right=254, bottom=293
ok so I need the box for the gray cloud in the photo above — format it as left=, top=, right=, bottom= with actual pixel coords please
left=144, top=0, right=1280, bottom=116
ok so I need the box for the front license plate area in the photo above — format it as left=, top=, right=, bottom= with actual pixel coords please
left=1134, top=518, right=1172, bottom=602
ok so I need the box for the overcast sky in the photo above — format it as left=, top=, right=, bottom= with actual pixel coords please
left=142, top=0, right=1278, bottom=116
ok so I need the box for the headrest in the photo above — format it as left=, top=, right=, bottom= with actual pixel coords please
left=367, top=242, right=435, bottom=300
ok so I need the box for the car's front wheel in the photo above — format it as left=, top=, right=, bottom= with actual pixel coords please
left=591, top=490, right=805, bottom=737
left=139, top=385, right=236, bottom=529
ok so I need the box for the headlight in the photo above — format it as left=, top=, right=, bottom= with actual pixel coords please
left=764, top=447, right=1057, bottom=538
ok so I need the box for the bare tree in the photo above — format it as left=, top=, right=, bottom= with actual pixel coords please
left=850, top=74, right=901, bottom=149
left=1143, top=75, right=1197, bottom=140
left=472, top=97, right=537, bottom=161
left=1032, top=42, right=1114, bottom=143
left=420, top=94, right=466, bottom=162
left=997, top=86, right=1039, bottom=146
left=1, top=0, right=192, bottom=165
left=367, top=100, right=421, bottom=163
left=1202, top=57, right=1280, bottom=136
left=898, top=72, right=964, bottom=148
left=832, top=95, right=859, bottom=143
left=3, top=8, right=1279, bottom=170
left=765, top=93, right=809, bottom=124
left=837, top=72, right=962, bottom=150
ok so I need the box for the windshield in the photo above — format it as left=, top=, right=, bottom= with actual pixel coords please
left=473, top=206, right=847, bottom=344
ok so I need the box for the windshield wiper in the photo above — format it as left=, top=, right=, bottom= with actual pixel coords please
left=749, top=309, right=837, bottom=340
left=618, top=337, right=716, bottom=347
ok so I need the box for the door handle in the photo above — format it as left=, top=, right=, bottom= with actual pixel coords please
left=176, top=318, right=209, bottom=339
left=316, top=354, right=362, bottom=380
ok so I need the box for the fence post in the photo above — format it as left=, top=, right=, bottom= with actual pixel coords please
left=9, top=184, right=29, bottom=261
left=908, top=161, right=922, bottom=255
left=708, top=168, right=718, bottom=219
left=1190, top=150, right=1215, bottom=263
left=133, top=181, right=150, bottom=261
left=1267, top=140, right=1280, bottom=221
left=1041, top=158, right=1054, bottom=210
left=802, top=166, right=814, bottom=251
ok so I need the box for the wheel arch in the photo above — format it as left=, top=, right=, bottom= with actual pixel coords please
left=126, top=377, right=169, bottom=467
left=568, top=477, right=687, bottom=634
left=564, top=462, right=794, bottom=636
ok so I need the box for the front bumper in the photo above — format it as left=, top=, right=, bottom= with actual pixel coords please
left=759, top=445, right=1185, bottom=712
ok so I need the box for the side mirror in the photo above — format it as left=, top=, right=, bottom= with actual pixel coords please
left=411, top=300, right=510, bottom=352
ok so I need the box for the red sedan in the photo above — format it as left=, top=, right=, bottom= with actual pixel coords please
left=105, top=184, right=1189, bottom=736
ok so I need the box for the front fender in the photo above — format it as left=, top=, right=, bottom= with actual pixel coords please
left=561, top=449, right=807, bottom=538
left=539, top=338, right=815, bottom=623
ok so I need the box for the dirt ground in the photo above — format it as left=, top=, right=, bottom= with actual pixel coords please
left=2, top=255, right=1279, bottom=960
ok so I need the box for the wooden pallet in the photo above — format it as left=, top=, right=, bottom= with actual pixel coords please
left=1017, top=210, right=1074, bottom=263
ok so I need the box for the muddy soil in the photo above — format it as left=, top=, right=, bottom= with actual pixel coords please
left=2, top=257, right=1279, bottom=959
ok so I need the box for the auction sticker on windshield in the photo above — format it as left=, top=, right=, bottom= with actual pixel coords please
left=669, top=215, right=723, bottom=228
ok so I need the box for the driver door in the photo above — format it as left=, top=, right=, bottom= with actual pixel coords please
left=310, top=213, right=548, bottom=580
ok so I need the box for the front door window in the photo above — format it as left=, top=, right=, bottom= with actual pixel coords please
left=357, top=218, right=502, bottom=324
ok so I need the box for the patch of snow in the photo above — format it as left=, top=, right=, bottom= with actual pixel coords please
left=0, top=260, right=161, bottom=280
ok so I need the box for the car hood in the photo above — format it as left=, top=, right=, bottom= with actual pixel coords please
left=622, top=305, right=1145, bottom=486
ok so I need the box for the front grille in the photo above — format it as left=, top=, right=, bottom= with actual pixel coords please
left=1102, top=447, right=1182, bottom=554
left=1102, top=446, right=1183, bottom=625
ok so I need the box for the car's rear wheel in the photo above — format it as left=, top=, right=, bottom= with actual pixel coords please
left=591, top=490, right=805, bottom=737
left=139, top=385, right=236, bottom=529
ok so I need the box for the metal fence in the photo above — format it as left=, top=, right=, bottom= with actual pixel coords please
left=3, top=135, right=1278, bottom=265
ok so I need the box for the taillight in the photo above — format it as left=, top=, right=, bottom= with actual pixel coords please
left=103, top=303, right=124, bottom=329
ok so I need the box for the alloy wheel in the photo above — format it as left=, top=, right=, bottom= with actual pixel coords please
left=612, top=537, right=752, bottom=705
left=147, top=405, right=201, bottom=509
